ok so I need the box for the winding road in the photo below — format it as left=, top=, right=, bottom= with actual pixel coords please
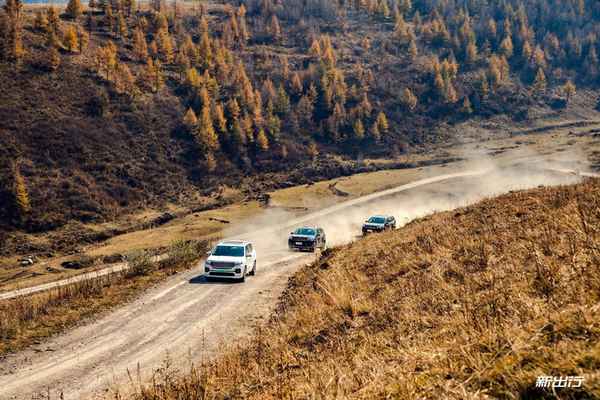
left=0, top=162, right=595, bottom=400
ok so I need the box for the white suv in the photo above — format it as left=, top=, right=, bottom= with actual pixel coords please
left=204, top=240, right=256, bottom=282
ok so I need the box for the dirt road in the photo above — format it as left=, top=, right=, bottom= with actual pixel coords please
left=0, top=161, right=593, bottom=400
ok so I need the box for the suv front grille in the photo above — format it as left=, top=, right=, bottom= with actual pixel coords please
left=290, top=236, right=313, bottom=242
left=210, top=271, right=235, bottom=277
left=211, top=261, right=235, bottom=269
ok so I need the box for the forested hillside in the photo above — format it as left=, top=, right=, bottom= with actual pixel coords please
left=0, top=0, right=595, bottom=233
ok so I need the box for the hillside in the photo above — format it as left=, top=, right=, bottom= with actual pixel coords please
left=2, top=0, right=600, bottom=238
left=129, top=178, right=600, bottom=399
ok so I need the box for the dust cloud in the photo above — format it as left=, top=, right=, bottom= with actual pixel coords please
left=221, top=151, right=588, bottom=255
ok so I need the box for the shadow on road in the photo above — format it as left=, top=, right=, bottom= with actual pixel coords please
left=188, top=275, right=241, bottom=284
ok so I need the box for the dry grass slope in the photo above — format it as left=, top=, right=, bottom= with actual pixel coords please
left=127, top=178, right=600, bottom=400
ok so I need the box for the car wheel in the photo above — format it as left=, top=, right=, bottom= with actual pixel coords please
left=249, top=261, right=256, bottom=276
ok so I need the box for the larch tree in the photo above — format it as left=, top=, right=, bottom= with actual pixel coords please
left=117, top=12, right=128, bottom=40
left=78, top=27, right=89, bottom=52
left=205, top=152, right=217, bottom=172
left=198, top=31, right=212, bottom=69
left=408, top=39, right=418, bottom=59
left=499, top=35, right=513, bottom=58
left=375, top=111, right=389, bottom=133
left=197, top=105, right=219, bottom=151
left=13, top=164, right=31, bottom=217
left=64, top=25, right=79, bottom=52
left=308, top=39, right=321, bottom=59
left=175, top=48, right=191, bottom=80
left=465, top=40, right=477, bottom=64
left=461, top=96, right=473, bottom=114
left=116, top=63, right=136, bottom=95
left=268, top=15, right=281, bottom=43
left=353, top=118, right=365, bottom=140
left=1, top=0, right=24, bottom=62
left=157, top=29, right=174, bottom=63
left=563, top=80, right=576, bottom=103
left=401, top=87, right=417, bottom=110
left=146, top=58, right=164, bottom=92
left=369, top=120, right=381, bottom=141
left=445, top=81, right=458, bottom=104
left=213, top=102, right=228, bottom=135
left=255, top=128, right=269, bottom=151
left=290, top=72, right=303, bottom=96
left=183, top=107, right=198, bottom=130
left=66, top=0, right=83, bottom=19
left=47, top=6, right=60, bottom=33
left=47, top=45, right=61, bottom=71
left=132, top=28, right=148, bottom=62
left=275, top=85, right=290, bottom=115
left=532, top=67, right=547, bottom=94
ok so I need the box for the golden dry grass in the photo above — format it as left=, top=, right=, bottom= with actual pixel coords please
left=0, top=240, right=207, bottom=355
left=126, top=178, right=600, bottom=399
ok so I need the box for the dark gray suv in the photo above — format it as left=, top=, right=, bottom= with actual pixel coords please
left=288, top=227, right=327, bottom=252
left=362, top=215, right=396, bottom=235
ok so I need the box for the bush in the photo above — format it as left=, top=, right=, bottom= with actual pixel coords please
left=125, top=250, right=153, bottom=277
left=161, top=239, right=208, bottom=269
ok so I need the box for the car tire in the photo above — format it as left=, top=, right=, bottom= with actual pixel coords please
left=249, top=261, right=256, bottom=276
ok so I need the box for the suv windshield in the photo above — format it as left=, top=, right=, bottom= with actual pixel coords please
left=368, top=217, right=386, bottom=224
left=294, top=228, right=316, bottom=236
left=212, top=245, right=245, bottom=257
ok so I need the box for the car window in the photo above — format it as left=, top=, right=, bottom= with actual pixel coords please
left=294, top=228, right=316, bottom=235
left=212, top=245, right=245, bottom=257
left=368, top=217, right=386, bottom=224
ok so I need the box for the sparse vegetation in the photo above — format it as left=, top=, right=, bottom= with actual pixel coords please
left=0, top=239, right=208, bottom=355
left=126, top=179, right=600, bottom=399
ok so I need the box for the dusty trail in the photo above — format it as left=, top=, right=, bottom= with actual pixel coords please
left=0, top=162, right=595, bottom=400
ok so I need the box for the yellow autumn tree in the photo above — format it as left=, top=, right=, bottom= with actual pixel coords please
left=66, top=0, right=83, bottom=19
left=197, top=105, right=219, bottom=151
left=64, top=25, right=79, bottom=52
left=183, top=107, right=198, bottom=130
left=256, top=128, right=269, bottom=151
left=13, top=165, right=31, bottom=216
